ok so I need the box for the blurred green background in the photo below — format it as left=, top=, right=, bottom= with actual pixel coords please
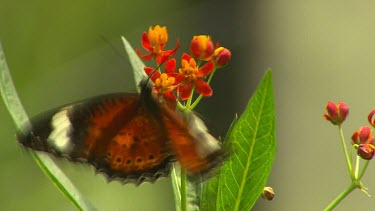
left=1, top=0, right=375, bottom=210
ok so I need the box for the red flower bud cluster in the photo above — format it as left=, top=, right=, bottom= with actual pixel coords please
left=323, top=102, right=375, bottom=160
left=352, top=126, right=375, bottom=160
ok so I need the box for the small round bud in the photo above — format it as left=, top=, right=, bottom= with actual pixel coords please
left=358, top=144, right=375, bottom=160
left=261, top=187, right=275, bottom=201
left=214, top=47, right=231, bottom=67
left=323, top=101, right=349, bottom=125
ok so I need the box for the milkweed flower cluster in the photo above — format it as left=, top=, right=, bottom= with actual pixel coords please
left=137, top=25, right=231, bottom=109
left=323, top=101, right=374, bottom=211
left=323, top=101, right=375, bottom=160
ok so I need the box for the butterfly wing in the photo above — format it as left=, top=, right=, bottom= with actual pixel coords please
left=159, top=104, right=227, bottom=179
left=17, top=93, right=172, bottom=185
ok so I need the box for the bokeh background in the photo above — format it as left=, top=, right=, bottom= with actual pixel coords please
left=1, top=0, right=375, bottom=210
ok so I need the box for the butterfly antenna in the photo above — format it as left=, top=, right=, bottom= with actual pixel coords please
left=98, top=35, right=128, bottom=61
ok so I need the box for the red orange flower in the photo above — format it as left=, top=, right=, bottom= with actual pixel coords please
left=178, top=53, right=214, bottom=100
left=144, top=59, right=184, bottom=102
left=351, top=126, right=375, bottom=160
left=137, top=25, right=179, bottom=64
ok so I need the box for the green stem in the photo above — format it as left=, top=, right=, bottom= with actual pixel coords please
left=177, top=101, right=185, bottom=111
left=324, top=183, right=357, bottom=211
left=358, top=160, right=370, bottom=180
left=181, top=168, right=187, bottom=211
left=338, top=125, right=354, bottom=179
left=190, top=68, right=217, bottom=110
left=354, top=155, right=360, bottom=179
left=185, top=88, right=194, bottom=109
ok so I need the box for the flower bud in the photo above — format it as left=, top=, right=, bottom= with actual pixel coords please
left=358, top=144, right=375, bottom=160
left=190, top=35, right=214, bottom=61
left=261, top=187, right=275, bottom=201
left=368, top=110, right=375, bottom=127
left=323, top=101, right=349, bottom=125
left=351, top=126, right=374, bottom=145
left=214, top=47, right=231, bottom=67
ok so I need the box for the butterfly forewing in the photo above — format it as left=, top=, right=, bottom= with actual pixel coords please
left=17, top=93, right=172, bottom=184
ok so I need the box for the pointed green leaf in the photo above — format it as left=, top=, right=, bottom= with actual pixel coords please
left=121, top=36, right=147, bottom=93
left=201, top=70, right=276, bottom=211
left=0, top=43, right=96, bottom=211
left=200, top=115, right=238, bottom=211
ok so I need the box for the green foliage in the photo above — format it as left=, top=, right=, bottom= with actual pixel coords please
left=201, top=70, right=276, bottom=211
left=0, top=43, right=97, bottom=211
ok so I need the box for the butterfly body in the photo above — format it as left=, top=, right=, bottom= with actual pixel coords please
left=17, top=82, right=226, bottom=185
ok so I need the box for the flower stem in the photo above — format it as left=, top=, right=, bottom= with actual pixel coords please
left=338, top=125, right=354, bottom=179
left=185, top=88, right=194, bottom=109
left=180, top=168, right=187, bottom=211
left=354, top=155, right=360, bottom=178
left=358, top=160, right=369, bottom=180
left=324, top=183, right=357, bottom=211
left=190, top=68, right=217, bottom=110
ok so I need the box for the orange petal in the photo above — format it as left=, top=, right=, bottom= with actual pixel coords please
left=156, top=40, right=180, bottom=65
left=163, top=91, right=176, bottom=103
left=182, top=53, right=191, bottom=62
left=179, top=83, right=193, bottom=100
left=141, top=32, right=153, bottom=52
left=169, top=40, right=180, bottom=57
left=144, top=67, right=160, bottom=82
left=173, top=74, right=186, bottom=84
left=136, top=49, right=154, bottom=60
left=195, top=80, right=212, bottom=97
left=198, top=60, right=214, bottom=77
left=165, top=59, right=176, bottom=73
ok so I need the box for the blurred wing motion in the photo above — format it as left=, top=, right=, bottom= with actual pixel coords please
left=17, top=83, right=226, bottom=185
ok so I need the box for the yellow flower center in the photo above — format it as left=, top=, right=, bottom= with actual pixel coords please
left=179, top=58, right=199, bottom=81
left=155, top=73, right=175, bottom=91
left=148, top=25, right=168, bottom=54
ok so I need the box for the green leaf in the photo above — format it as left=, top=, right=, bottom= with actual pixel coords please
left=200, top=115, right=238, bottom=211
left=171, top=165, right=201, bottom=211
left=0, top=43, right=96, bottom=211
left=201, top=70, right=276, bottom=211
left=121, top=36, right=147, bottom=93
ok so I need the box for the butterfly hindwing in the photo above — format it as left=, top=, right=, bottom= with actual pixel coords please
left=159, top=106, right=227, bottom=178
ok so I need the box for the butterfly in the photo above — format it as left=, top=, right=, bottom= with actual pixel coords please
left=17, top=80, right=227, bottom=185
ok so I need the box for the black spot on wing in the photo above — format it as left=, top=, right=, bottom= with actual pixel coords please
left=91, top=155, right=173, bottom=185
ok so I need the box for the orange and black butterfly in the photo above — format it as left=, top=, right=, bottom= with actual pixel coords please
left=17, top=80, right=227, bottom=185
